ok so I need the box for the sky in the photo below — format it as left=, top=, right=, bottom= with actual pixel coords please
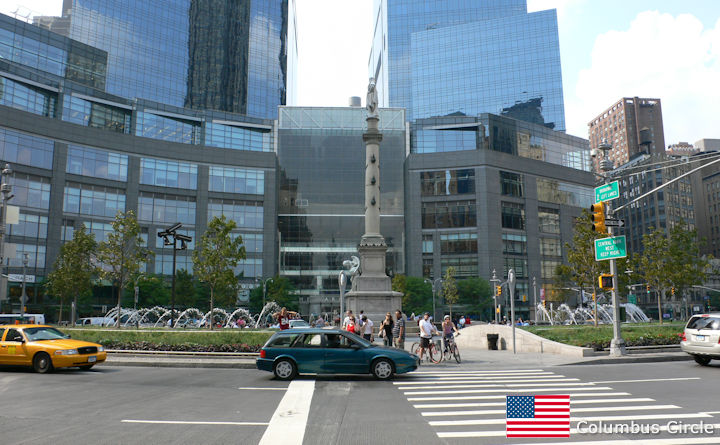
left=2, top=0, right=719, bottom=145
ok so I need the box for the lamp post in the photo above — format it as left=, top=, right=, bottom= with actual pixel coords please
left=490, top=269, right=501, bottom=324
left=0, top=164, right=13, bottom=311
left=424, top=278, right=442, bottom=323
left=338, top=270, right=349, bottom=326
left=158, top=223, right=191, bottom=329
left=598, top=141, right=626, bottom=356
left=20, top=253, right=28, bottom=320
left=508, top=268, right=516, bottom=354
left=532, top=276, right=538, bottom=324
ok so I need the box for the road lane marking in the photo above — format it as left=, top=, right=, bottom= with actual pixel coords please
left=121, top=420, right=269, bottom=426
left=404, top=386, right=614, bottom=395
left=407, top=392, right=631, bottom=402
left=428, top=412, right=713, bottom=426
left=413, top=398, right=654, bottom=408
left=440, top=424, right=720, bottom=439
left=258, top=380, right=315, bottom=445
left=421, top=404, right=680, bottom=417
left=237, top=387, right=288, bottom=390
left=589, top=377, right=701, bottom=384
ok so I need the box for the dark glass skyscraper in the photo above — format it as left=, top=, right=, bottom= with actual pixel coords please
left=40, top=0, right=296, bottom=119
left=369, top=0, right=565, bottom=130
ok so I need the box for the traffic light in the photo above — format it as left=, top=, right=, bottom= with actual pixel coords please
left=646, top=284, right=650, bottom=293
left=671, top=287, right=675, bottom=296
left=496, top=285, right=502, bottom=296
left=598, top=274, right=613, bottom=290
left=522, top=294, right=527, bottom=302
left=589, top=202, right=607, bottom=234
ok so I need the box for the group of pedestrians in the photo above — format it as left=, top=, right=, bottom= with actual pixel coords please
left=341, top=309, right=406, bottom=348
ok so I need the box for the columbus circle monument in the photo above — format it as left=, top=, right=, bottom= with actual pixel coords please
left=343, top=78, right=403, bottom=323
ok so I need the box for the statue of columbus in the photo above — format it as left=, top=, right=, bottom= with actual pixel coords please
left=366, top=77, right=379, bottom=118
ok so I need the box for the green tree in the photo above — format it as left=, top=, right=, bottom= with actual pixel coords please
left=442, top=267, right=459, bottom=319
left=457, top=277, right=493, bottom=318
left=128, top=274, right=170, bottom=307
left=392, top=275, right=431, bottom=315
left=97, top=211, right=153, bottom=327
left=192, top=215, right=246, bottom=328
left=265, top=276, right=298, bottom=312
left=174, top=269, right=197, bottom=308
left=46, top=225, right=97, bottom=323
left=634, top=227, right=672, bottom=323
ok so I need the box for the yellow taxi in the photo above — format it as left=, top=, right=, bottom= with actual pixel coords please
left=0, top=324, right=106, bottom=373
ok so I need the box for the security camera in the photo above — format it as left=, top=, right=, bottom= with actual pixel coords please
left=590, top=148, right=600, bottom=158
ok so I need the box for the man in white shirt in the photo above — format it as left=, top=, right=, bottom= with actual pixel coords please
left=342, top=310, right=354, bottom=329
left=418, top=312, right=438, bottom=362
left=361, top=315, right=373, bottom=341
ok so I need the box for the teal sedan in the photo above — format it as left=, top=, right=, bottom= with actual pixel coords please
left=256, top=328, right=419, bottom=380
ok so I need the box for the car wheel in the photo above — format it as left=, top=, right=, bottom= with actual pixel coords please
left=79, top=365, right=94, bottom=371
left=371, top=358, right=394, bottom=380
left=33, top=352, right=53, bottom=374
left=694, top=356, right=711, bottom=366
left=273, top=359, right=297, bottom=380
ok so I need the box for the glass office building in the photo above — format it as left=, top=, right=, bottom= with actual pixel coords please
left=36, top=0, right=297, bottom=119
left=369, top=0, right=565, bottom=130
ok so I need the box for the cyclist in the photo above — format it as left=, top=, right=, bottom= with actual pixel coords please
left=442, top=315, right=459, bottom=354
left=418, top=312, right=438, bottom=363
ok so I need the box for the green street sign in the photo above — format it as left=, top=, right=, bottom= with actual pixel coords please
left=595, top=181, right=620, bottom=203
left=595, top=235, right=627, bottom=261
left=628, top=294, right=637, bottom=304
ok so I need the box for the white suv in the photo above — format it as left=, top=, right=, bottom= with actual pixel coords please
left=681, top=313, right=720, bottom=366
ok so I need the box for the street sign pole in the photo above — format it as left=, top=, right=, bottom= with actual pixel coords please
left=508, top=269, right=516, bottom=355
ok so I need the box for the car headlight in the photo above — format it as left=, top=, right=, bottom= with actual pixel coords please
left=98, top=346, right=105, bottom=352
left=54, top=349, right=79, bottom=355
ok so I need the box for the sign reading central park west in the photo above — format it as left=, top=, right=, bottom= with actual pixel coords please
left=595, top=181, right=620, bottom=203
left=594, top=235, right=627, bottom=261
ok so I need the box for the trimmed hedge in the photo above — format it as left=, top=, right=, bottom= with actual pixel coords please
left=523, top=323, right=684, bottom=351
left=66, top=328, right=273, bottom=352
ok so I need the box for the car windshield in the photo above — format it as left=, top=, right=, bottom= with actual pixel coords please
left=23, top=327, right=70, bottom=341
left=686, top=316, right=720, bottom=331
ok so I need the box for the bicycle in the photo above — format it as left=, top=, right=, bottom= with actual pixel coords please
left=442, top=333, right=461, bottom=363
left=410, top=335, right=441, bottom=364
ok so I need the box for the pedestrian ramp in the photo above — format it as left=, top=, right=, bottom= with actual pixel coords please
left=394, top=369, right=720, bottom=444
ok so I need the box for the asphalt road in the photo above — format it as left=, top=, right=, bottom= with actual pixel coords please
left=0, top=359, right=719, bottom=445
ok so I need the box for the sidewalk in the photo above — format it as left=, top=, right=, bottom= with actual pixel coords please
left=99, top=346, right=690, bottom=370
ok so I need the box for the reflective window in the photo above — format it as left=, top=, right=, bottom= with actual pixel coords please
left=501, top=202, right=525, bottom=230
left=9, top=174, right=51, bottom=210
left=238, top=233, right=263, bottom=253
left=235, top=258, right=262, bottom=279
left=63, top=183, right=125, bottom=218
left=67, top=145, right=128, bottom=181
left=0, top=76, right=57, bottom=117
left=412, top=129, right=479, bottom=153
left=208, top=166, right=264, bottom=194
left=421, top=169, right=475, bottom=196
left=538, top=207, right=560, bottom=234
left=423, top=258, right=433, bottom=279
left=63, top=96, right=131, bottom=134
left=62, top=220, right=114, bottom=243
left=206, top=123, right=272, bottom=151
left=441, top=232, right=477, bottom=254
left=138, top=193, right=196, bottom=226
left=541, top=260, right=561, bottom=279
left=502, top=233, right=527, bottom=255
left=140, top=158, right=197, bottom=189
left=537, top=178, right=593, bottom=207
left=0, top=128, right=53, bottom=170
left=208, top=199, right=263, bottom=229
left=154, top=254, right=193, bottom=275
left=422, top=234, right=433, bottom=254
left=135, top=112, right=200, bottom=144
left=8, top=213, right=48, bottom=239
left=13, top=243, right=46, bottom=269
left=441, top=257, right=478, bottom=278
left=422, top=201, right=476, bottom=229
left=0, top=26, right=66, bottom=76
left=500, top=171, right=524, bottom=197
left=503, top=257, right=528, bottom=279
left=540, top=237, right=562, bottom=257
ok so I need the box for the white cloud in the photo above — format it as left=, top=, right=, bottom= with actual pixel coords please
left=569, top=11, right=720, bottom=145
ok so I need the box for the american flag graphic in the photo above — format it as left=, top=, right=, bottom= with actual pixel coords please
left=506, top=395, right=570, bottom=438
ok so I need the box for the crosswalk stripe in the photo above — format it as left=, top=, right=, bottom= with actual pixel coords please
left=439, top=424, right=720, bottom=439
left=395, top=374, right=567, bottom=383
left=428, top=412, right=712, bottom=426
left=589, top=378, right=701, bottom=384
left=399, top=379, right=581, bottom=389
left=410, top=369, right=544, bottom=374
left=407, top=392, right=631, bottom=402
left=396, top=377, right=577, bottom=386
left=421, top=405, right=680, bottom=417
left=398, top=372, right=559, bottom=380
left=405, top=386, right=615, bottom=396
left=413, top=398, right=655, bottom=408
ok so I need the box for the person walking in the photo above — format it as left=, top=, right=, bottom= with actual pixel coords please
left=379, top=312, right=394, bottom=347
left=342, top=310, right=354, bottom=329
left=276, top=307, right=290, bottom=330
left=392, top=310, right=406, bottom=349
left=361, top=315, right=373, bottom=341
left=345, top=316, right=357, bottom=334
left=418, top=312, right=438, bottom=362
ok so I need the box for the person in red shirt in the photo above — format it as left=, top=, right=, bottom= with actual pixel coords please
left=276, top=307, right=291, bottom=330
left=345, top=316, right=357, bottom=334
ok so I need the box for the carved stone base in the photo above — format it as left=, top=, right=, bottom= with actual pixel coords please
left=344, top=291, right=403, bottom=326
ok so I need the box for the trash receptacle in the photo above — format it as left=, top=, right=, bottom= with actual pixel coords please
left=487, top=334, right=499, bottom=350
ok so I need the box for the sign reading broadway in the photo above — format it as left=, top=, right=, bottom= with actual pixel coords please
left=595, top=181, right=620, bottom=203
left=594, top=235, right=627, bottom=261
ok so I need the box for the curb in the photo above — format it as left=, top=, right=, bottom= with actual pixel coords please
left=101, top=360, right=257, bottom=369
left=563, top=353, right=692, bottom=366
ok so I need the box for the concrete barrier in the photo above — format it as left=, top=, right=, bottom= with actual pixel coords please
left=454, top=324, right=596, bottom=357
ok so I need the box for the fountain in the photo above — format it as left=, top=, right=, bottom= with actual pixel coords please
left=535, top=302, right=650, bottom=325
left=103, top=301, right=285, bottom=329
